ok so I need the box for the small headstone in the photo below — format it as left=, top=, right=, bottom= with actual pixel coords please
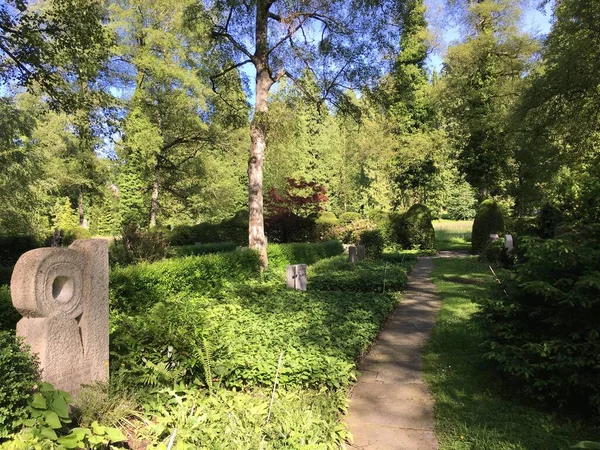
left=342, top=244, right=352, bottom=253
left=11, top=239, right=109, bottom=396
left=357, top=245, right=366, bottom=261
left=286, top=264, right=307, bottom=291
left=504, top=234, right=514, bottom=253
left=348, top=245, right=357, bottom=263
left=489, top=234, right=500, bottom=242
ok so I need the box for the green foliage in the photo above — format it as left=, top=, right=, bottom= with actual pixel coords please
left=359, top=230, right=384, bottom=259
left=267, top=241, right=343, bottom=272
left=471, top=199, right=505, bottom=254
left=169, top=242, right=238, bottom=258
left=444, top=181, right=477, bottom=220
left=169, top=212, right=249, bottom=246
left=339, top=212, right=361, bottom=224
left=130, top=386, right=348, bottom=449
left=324, top=219, right=377, bottom=245
left=537, top=204, right=564, bottom=239
left=62, top=227, right=91, bottom=246
left=111, top=224, right=169, bottom=266
left=394, top=204, right=436, bottom=250
left=0, top=236, right=38, bottom=268
left=265, top=213, right=317, bottom=243
left=426, top=257, right=600, bottom=449
left=479, top=231, right=600, bottom=410
left=51, top=198, right=79, bottom=232
left=4, top=382, right=127, bottom=449
left=110, top=249, right=262, bottom=314
left=0, top=287, right=19, bottom=332
left=0, top=332, right=39, bottom=438
left=310, top=255, right=414, bottom=293
left=314, top=212, right=340, bottom=241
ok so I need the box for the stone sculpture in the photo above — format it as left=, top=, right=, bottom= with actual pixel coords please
left=11, top=239, right=109, bottom=396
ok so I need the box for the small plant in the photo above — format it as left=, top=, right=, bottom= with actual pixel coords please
left=471, top=199, right=505, bottom=253
left=6, top=382, right=127, bottom=449
left=0, top=331, right=39, bottom=438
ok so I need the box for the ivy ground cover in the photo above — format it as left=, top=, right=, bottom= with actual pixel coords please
left=106, top=244, right=416, bottom=448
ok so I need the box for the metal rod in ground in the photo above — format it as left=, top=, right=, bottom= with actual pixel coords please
left=489, top=265, right=509, bottom=297
left=266, top=351, right=284, bottom=423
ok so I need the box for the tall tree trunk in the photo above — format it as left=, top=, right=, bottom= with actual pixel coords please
left=149, top=171, right=159, bottom=228
left=78, top=189, right=86, bottom=228
left=248, top=0, right=273, bottom=268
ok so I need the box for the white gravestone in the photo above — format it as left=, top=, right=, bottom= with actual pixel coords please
left=286, top=264, right=307, bottom=291
left=489, top=234, right=500, bottom=242
left=504, top=234, right=514, bottom=253
left=11, top=239, right=109, bottom=396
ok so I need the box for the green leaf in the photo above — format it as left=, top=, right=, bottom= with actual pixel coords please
left=43, top=410, right=62, bottom=429
left=40, top=426, right=58, bottom=440
left=57, top=434, right=84, bottom=449
left=30, top=393, right=47, bottom=410
left=51, top=392, right=70, bottom=418
left=105, top=427, right=127, bottom=442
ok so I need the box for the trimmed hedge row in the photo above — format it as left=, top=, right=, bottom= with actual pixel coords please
left=267, top=240, right=344, bottom=271
left=169, top=242, right=238, bottom=258
left=110, top=250, right=262, bottom=314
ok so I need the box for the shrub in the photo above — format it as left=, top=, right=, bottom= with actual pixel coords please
left=62, top=226, right=92, bottom=246
left=0, top=331, right=39, bottom=438
left=471, top=199, right=505, bottom=254
left=314, top=212, right=339, bottom=241
left=479, top=230, right=600, bottom=410
left=359, top=230, right=384, bottom=259
left=169, top=242, right=238, bottom=258
left=310, top=255, right=413, bottom=293
left=339, top=212, right=361, bottom=224
left=0, top=235, right=38, bottom=267
left=110, top=224, right=168, bottom=266
left=267, top=241, right=343, bottom=271
left=537, top=203, right=563, bottom=238
left=325, top=219, right=376, bottom=244
left=168, top=212, right=249, bottom=246
left=0, top=286, right=19, bottom=332
left=110, top=250, right=262, bottom=314
left=394, top=204, right=436, bottom=250
left=265, top=212, right=316, bottom=243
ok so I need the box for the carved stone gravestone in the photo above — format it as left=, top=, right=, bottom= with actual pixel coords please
left=348, top=245, right=357, bottom=263
left=357, top=245, right=366, bottom=261
left=489, top=234, right=500, bottom=242
left=11, top=239, right=109, bottom=396
left=286, top=264, right=307, bottom=291
left=504, top=234, right=514, bottom=253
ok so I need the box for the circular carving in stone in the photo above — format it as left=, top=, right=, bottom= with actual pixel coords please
left=11, top=248, right=85, bottom=319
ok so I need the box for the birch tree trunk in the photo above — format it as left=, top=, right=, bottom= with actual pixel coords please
left=248, top=0, right=272, bottom=268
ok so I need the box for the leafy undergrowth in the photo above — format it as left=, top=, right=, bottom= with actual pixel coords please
left=424, top=257, right=600, bottom=450
left=105, top=246, right=415, bottom=448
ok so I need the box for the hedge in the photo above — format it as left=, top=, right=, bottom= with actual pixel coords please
left=471, top=199, right=505, bottom=253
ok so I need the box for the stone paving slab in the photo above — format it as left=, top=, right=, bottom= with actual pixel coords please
left=345, top=257, right=440, bottom=450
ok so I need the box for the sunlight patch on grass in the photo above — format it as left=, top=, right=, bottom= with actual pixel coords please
left=433, top=220, right=473, bottom=251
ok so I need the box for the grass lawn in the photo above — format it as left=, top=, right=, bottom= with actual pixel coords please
left=433, top=220, right=473, bottom=251
left=423, top=257, right=600, bottom=450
